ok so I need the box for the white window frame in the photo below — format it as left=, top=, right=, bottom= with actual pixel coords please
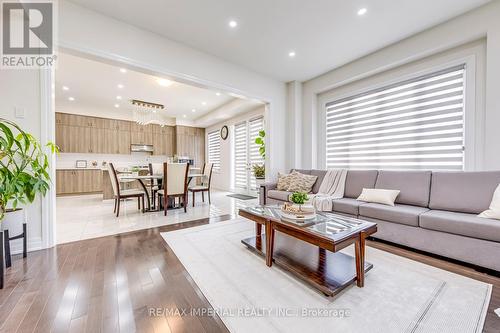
left=207, top=130, right=221, bottom=173
left=317, top=50, right=482, bottom=171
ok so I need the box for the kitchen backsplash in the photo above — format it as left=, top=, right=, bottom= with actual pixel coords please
left=56, top=153, right=170, bottom=169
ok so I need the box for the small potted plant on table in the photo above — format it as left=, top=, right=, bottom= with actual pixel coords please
left=253, top=130, right=266, bottom=186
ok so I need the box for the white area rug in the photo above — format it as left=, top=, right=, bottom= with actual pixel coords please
left=161, top=219, right=491, bottom=333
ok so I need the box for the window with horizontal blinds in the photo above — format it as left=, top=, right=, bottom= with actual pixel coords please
left=234, top=122, right=248, bottom=189
left=325, top=65, right=465, bottom=170
left=207, top=130, right=221, bottom=172
left=249, top=117, right=265, bottom=189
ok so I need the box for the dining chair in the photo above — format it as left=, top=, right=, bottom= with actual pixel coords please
left=157, top=163, right=189, bottom=215
left=108, top=163, right=145, bottom=217
left=148, top=163, right=163, bottom=209
left=188, top=163, right=213, bottom=207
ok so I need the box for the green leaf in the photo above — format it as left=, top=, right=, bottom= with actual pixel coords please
left=259, top=130, right=265, bottom=138
left=255, top=137, right=263, bottom=145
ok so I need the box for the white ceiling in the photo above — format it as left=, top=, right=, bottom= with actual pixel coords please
left=55, top=52, right=261, bottom=126
left=67, top=0, right=489, bottom=82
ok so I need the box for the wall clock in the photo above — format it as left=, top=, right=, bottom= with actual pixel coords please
left=220, top=125, right=229, bottom=140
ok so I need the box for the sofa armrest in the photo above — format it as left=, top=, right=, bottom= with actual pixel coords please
left=259, top=182, right=277, bottom=205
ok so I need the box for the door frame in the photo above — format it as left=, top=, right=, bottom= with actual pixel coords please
left=40, top=44, right=272, bottom=248
left=232, top=116, right=265, bottom=196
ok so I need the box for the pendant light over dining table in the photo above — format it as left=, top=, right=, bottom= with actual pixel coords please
left=132, top=99, right=167, bottom=127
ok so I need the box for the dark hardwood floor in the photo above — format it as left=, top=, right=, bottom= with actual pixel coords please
left=0, top=215, right=499, bottom=333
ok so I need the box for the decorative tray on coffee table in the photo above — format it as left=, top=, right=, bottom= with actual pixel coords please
left=280, top=203, right=317, bottom=226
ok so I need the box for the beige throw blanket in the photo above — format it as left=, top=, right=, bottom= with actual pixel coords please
left=310, top=169, right=347, bottom=212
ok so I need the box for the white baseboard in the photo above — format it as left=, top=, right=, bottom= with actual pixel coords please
left=6, top=237, right=43, bottom=255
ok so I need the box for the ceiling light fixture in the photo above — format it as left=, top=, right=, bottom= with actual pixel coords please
left=132, top=99, right=168, bottom=126
left=183, top=114, right=187, bottom=118
left=62, top=86, right=69, bottom=91
left=288, top=51, right=296, bottom=57
left=116, top=96, right=122, bottom=100
left=228, top=20, right=238, bottom=28
left=157, top=78, right=173, bottom=87
left=357, top=8, right=367, bottom=16
left=202, top=101, right=207, bottom=105
left=215, top=92, right=221, bottom=96
left=117, top=84, right=124, bottom=89
left=68, top=97, right=75, bottom=101
left=192, top=109, right=196, bottom=113
left=114, top=104, right=120, bottom=108
left=120, top=68, right=127, bottom=73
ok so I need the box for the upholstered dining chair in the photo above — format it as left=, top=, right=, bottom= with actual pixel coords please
left=188, top=163, right=213, bottom=207
left=148, top=163, right=163, bottom=209
left=108, top=163, right=145, bottom=217
left=157, top=163, right=189, bottom=215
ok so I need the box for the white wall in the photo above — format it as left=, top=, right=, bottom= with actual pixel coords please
left=1, top=0, right=287, bottom=250
left=0, top=69, right=44, bottom=252
left=300, top=0, right=500, bottom=170
left=205, top=106, right=265, bottom=191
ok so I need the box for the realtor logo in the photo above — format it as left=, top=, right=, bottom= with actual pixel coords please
left=1, top=1, right=56, bottom=68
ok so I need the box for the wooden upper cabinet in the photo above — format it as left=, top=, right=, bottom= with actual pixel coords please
left=56, top=125, right=91, bottom=153
left=118, top=130, right=131, bottom=154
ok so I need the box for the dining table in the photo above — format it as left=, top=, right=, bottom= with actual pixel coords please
left=118, top=173, right=204, bottom=212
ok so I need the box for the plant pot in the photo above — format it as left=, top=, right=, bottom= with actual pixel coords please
left=255, top=178, right=266, bottom=186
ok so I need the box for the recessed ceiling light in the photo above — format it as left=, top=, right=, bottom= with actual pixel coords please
left=357, top=8, right=367, bottom=16
left=120, top=68, right=127, bottom=73
left=117, top=84, right=124, bottom=89
left=192, top=109, right=196, bottom=113
left=62, top=86, right=69, bottom=91
left=116, top=96, right=122, bottom=100
left=157, top=78, right=173, bottom=87
left=215, top=92, right=221, bottom=96
left=201, top=101, right=207, bottom=106
left=68, top=97, right=75, bottom=101
left=288, top=51, right=296, bottom=57
left=183, top=114, right=187, bottom=118
left=114, top=104, right=120, bottom=108
left=228, top=20, right=238, bottom=28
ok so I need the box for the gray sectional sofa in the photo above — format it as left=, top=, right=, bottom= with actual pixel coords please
left=260, top=169, right=500, bottom=272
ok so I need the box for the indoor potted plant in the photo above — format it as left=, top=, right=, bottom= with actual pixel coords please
left=0, top=118, right=57, bottom=288
left=253, top=129, right=266, bottom=185
left=289, top=192, right=309, bottom=212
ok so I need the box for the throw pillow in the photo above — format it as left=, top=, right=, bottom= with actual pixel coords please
left=479, top=184, right=500, bottom=220
left=276, top=172, right=293, bottom=191
left=287, top=171, right=318, bottom=193
left=357, top=188, right=400, bottom=206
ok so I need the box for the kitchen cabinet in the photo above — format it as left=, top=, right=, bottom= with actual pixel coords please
left=56, top=169, right=102, bottom=195
left=152, top=125, right=175, bottom=156
left=176, top=126, right=205, bottom=167
left=130, top=127, right=153, bottom=145
left=55, top=125, right=91, bottom=153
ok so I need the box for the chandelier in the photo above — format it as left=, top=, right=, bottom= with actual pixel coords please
left=131, top=99, right=167, bottom=126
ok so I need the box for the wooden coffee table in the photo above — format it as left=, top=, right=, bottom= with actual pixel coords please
left=239, top=205, right=377, bottom=296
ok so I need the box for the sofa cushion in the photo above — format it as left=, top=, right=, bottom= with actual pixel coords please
left=420, top=209, right=500, bottom=243
left=287, top=172, right=318, bottom=193
left=310, top=169, right=327, bottom=194
left=375, top=170, right=431, bottom=207
left=332, top=198, right=366, bottom=216
left=267, top=190, right=292, bottom=202
left=359, top=203, right=429, bottom=227
left=344, top=170, right=379, bottom=198
left=429, top=171, right=500, bottom=214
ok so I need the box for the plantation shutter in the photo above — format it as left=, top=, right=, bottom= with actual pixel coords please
left=248, top=116, right=265, bottom=189
left=234, top=122, right=248, bottom=190
left=207, top=130, right=220, bottom=172
left=325, top=65, right=465, bottom=170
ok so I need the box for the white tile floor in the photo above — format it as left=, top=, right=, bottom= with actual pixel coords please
left=56, top=190, right=258, bottom=244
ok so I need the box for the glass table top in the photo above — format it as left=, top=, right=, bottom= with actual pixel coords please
left=240, top=205, right=374, bottom=240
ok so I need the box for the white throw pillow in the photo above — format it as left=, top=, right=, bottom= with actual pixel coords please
left=478, top=184, right=500, bottom=220
left=357, top=188, right=400, bottom=206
